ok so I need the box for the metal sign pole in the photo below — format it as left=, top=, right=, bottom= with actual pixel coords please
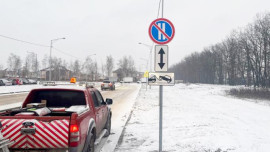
left=160, top=1, right=164, bottom=152
left=159, top=85, right=163, bottom=152
left=148, top=0, right=175, bottom=151
left=146, top=77, right=148, bottom=91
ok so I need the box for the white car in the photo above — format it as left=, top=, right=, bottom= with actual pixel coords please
left=0, top=79, right=12, bottom=86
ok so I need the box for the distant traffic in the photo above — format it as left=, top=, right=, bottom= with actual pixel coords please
left=0, top=78, right=37, bottom=86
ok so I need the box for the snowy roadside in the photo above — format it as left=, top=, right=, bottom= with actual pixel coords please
left=0, top=81, right=76, bottom=95
left=0, top=102, right=22, bottom=111
left=0, top=85, right=42, bottom=95
left=115, top=83, right=270, bottom=152
left=0, top=82, right=121, bottom=95
left=100, top=84, right=141, bottom=152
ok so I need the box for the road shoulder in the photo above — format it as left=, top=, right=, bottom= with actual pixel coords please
left=99, top=84, right=141, bottom=152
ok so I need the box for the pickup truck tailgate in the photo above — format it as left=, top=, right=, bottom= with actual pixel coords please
left=0, top=119, right=69, bottom=149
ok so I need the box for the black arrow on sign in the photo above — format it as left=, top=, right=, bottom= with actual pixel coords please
left=158, top=48, right=165, bottom=69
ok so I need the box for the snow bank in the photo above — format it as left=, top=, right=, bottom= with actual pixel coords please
left=100, top=84, right=141, bottom=152
left=115, top=83, right=270, bottom=152
left=0, top=82, right=103, bottom=95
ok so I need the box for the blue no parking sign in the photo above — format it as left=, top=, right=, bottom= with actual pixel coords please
left=149, top=18, right=175, bottom=44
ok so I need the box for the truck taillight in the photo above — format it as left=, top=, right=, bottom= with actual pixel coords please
left=70, top=113, right=80, bottom=147
left=70, top=125, right=79, bottom=132
left=109, top=83, right=112, bottom=86
left=70, top=124, right=80, bottom=147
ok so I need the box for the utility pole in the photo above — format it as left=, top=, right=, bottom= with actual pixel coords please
left=138, top=42, right=154, bottom=89
left=49, top=40, right=53, bottom=81
left=49, top=37, right=65, bottom=81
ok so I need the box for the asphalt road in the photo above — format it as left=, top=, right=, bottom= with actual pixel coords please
left=0, top=83, right=140, bottom=152
left=0, top=93, right=28, bottom=106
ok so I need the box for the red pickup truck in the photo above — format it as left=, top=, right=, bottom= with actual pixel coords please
left=0, top=86, right=113, bottom=152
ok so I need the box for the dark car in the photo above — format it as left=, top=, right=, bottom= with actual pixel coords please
left=159, top=75, right=172, bottom=83
left=148, top=75, right=157, bottom=83
left=0, top=80, right=5, bottom=86
left=0, top=79, right=12, bottom=86
left=21, top=78, right=30, bottom=84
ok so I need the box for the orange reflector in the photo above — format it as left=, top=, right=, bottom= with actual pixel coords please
left=70, top=125, right=79, bottom=132
left=70, top=77, right=76, bottom=83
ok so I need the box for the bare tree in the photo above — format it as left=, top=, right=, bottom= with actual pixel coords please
left=105, top=55, right=114, bottom=77
left=117, top=56, right=136, bottom=80
left=7, top=53, right=22, bottom=77
left=84, top=56, right=94, bottom=81
left=42, top=54, right=49, bottom=69
left=0, top=64, right=5, bottom=78
left=29, top=53, right=39, bottom=78
left=73, top=60, right=80, bottom=78
left=118, top=56, right=129, bottom=79
left=22, top=55, right=31, bottom=78
left=169, top=12, right=270, bottom=88
left=93, top=61, right=98, bottom=81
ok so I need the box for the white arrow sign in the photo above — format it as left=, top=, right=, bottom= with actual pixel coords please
left=155, top=45, right=168, bottom=72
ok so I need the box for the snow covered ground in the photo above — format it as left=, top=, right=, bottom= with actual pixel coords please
left=0, top=85, right=43, bottom=94
left=0, top=81, right=78, bottom=94
left=115, top=83, right=270, bottom=152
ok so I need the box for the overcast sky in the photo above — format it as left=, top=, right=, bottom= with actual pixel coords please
left=0, top=0, right=270, bottom=72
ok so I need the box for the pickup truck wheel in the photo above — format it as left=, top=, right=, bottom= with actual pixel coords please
left=104, top=115, right=111, bottom=137
left=86, top=133, right=95, bottom=152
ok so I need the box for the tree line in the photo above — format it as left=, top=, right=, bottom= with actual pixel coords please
left=170, top=12, right=270, bottom=88
left=0, top=53, right=137, bottom=81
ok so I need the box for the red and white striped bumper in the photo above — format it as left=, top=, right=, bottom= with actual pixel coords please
left=0, top=119, right=70, bottom=149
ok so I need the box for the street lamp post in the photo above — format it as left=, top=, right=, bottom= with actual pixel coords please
left=140, top=58, right=149, bottom=71
left=138, top=42, right=153, bottom=72
left=140, top=58, right=149, bottom=91
left=49, top=37, right=65, bottom=81
left=139, top=42, right=154, bottom=89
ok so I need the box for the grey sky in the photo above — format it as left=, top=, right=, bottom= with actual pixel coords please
left=0, top=0, right=270, bottom=72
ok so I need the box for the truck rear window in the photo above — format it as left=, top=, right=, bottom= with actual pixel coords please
left=29, top=90, right=86, bottom=108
